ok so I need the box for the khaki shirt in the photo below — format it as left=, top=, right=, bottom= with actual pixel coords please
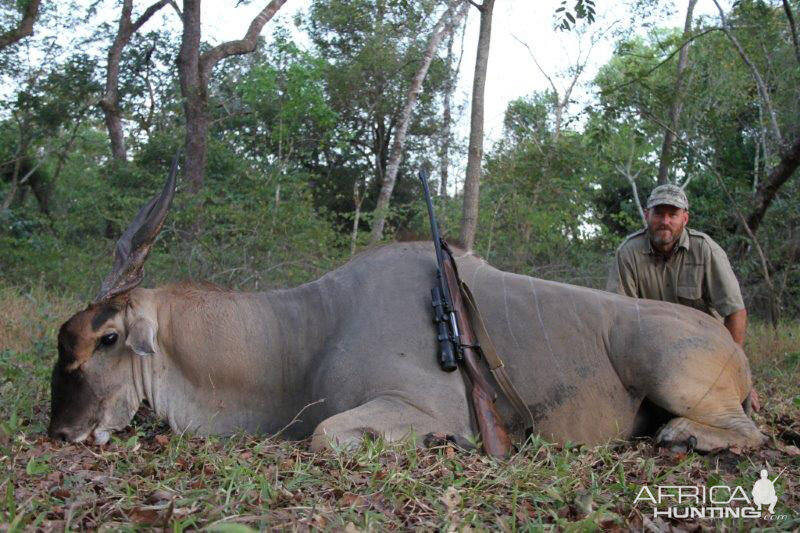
left=606, top=228, right=745, bottom=320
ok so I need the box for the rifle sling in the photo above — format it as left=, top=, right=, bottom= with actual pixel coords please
left=458, top=279, right=536, bottom=433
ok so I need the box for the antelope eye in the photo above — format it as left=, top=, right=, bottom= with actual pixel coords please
left=100, top=333, right=118, bottom=346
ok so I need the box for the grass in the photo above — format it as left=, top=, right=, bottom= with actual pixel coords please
left=1, top=284, right=799, bottom=531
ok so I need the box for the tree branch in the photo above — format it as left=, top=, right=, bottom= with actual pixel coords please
left=678, top=170, right=695, bottom=190
left=747, top=134, right=800, bottom=234
left=370, top=0, right=467, bottom=242
left=168, top=0, right=182, bottom=17
left=199, top=0, right=289, bottom=80
left=782, top=0, right=800, bottom=67
left=0, top=0, right=42, bottom=50
left=640, top=106, right=800, bottom=244
left=657, top=0, right=698, bottom=185
left=713, top=0, right=783, bottom=146
left=600, top=27, right=718, bottom=97
left=512, top=34, right=558, bottom=96
left=616, top=145, right=646, bottom=226
left=131, top=0, right=171, bottom=33
left=512, top=30, right=595, bottom=142
left=100, top=0, right=169, bottom=161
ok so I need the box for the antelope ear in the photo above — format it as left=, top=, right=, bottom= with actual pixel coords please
left=125, top=314, right=157, bottom=356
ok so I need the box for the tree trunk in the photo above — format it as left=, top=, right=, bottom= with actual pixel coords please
left=369, top=0, right=466, bottom=243
left=100, top=0, right=170, bottom=162
left=440, top=28, right=455, bottom=197
left=743, top=134, right=800, bottom=239
left=440, top=7, right=467, bottom=197
left=350, top=178, right=365, bottom=255
left=0, top=0, right=42, bottom=50
left=27, top=166, right=51, bottom=217
left=1, top=149, right=24, bottom=212
left=459, top=0, right=494, bottom=251
left=177, top=0, right=288, bottom=193
left=783, top=0, right=800, bottom=67
left=617, top=148, right=646, bottom=227
left=656, top=0, right=697, bottom=185
left=177, top=0, right=205, bottom=192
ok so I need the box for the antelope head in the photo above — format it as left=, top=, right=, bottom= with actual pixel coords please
left=48, top=158, right=178, bottom=444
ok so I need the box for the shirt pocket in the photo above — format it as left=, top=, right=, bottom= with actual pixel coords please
left=677, top=264, right=703, bottom=304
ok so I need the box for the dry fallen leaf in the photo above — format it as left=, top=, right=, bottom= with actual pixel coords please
left=494, top=516, right=512, bottom=533
left=440, top=486, right=460, bottom=512
left=350, top=472, right=369, bottom=485
left=52, top=488, right=71, bottom=500
left=338, top=492, right=365, bottom=507
left=344, top=522, right=362, bottom=533
left=775, top=442, right=800, bottom=456
left=147, top=489, right=172, bottom=503
left=154, top=434, right=170, bottom=446
left=128, top=507, right=160, bottom=525
left=312, top=513, right=327, bottom=528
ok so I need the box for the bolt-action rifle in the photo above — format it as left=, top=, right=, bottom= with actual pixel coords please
left=418, top=170, right=512, bottom=457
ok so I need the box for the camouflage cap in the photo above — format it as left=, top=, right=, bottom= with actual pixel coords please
left=646, top=184, right=688, bottom=210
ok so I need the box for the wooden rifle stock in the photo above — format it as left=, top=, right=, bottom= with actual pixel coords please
left=442, top=258, right=512, bottom=458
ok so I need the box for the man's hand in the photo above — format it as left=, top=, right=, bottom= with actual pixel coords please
left=749, top=389, right=760, bottom=412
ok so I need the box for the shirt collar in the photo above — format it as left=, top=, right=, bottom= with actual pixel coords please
left=642, top=228, right=690, bottom=256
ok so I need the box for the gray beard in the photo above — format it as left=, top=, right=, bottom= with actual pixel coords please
left=650, top=230, right=676, bottom=248
left=648, top=224, right=686, bottom=254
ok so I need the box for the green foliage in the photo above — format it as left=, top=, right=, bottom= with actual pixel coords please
left=234, top=35, right=339, bottom=164
left=299, top=0, right=451, bottom=232
left=1, top=0, right=799, bottom=321
left=469, top=93, right=612, bottom=286
left=1, top=129, right=347, bottom=293
left=555, top=0, right=596, bottom=31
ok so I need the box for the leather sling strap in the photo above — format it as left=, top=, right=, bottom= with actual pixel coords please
left=458, top=279, right=536, bottom=432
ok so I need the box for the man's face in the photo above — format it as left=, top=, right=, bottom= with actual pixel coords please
left=645, top=204, right=689, bottom=252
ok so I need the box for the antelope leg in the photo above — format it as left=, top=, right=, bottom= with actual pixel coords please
left=310, top=395, right=472, bottom=452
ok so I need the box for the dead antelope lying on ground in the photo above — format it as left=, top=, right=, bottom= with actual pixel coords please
left=49, top=164, right=766, bottom=452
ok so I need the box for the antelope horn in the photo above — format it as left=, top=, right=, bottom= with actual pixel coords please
left=94, top=154, right=179, bottom=303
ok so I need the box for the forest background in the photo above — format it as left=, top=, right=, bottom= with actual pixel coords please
left=1, top=0, right=799, bottom=324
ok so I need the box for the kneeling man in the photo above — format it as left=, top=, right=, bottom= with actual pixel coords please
left=606, top=184, right=759, bottom=409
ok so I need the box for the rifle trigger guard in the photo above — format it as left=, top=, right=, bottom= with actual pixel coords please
left=460, top=342, right=483, bottom=360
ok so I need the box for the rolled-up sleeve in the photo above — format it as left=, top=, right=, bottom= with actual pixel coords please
left=606, top=249, right=638, bottom=298
left=704, top=243, right=745, bottom=317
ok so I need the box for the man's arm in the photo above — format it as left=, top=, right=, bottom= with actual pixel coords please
left=606, top=248, right=638, bottom=297
left=724, top=308, right=747, bottom=346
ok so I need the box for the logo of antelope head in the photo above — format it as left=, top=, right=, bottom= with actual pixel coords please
left=49, top=158, right=178, bottom=445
